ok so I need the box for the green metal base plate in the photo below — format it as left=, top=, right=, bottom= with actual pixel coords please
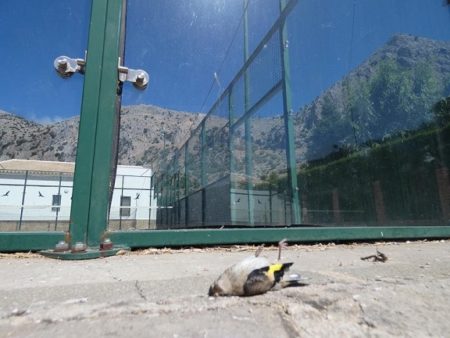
left=39, top=246, right=129, bottom=260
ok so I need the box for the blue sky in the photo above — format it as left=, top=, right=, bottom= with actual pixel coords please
left=0, top=0, right=90, bottom=123
left=1, top=0, right=450, bottom=123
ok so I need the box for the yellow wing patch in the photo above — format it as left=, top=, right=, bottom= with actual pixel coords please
left=266, top=263, right=284, bottom=277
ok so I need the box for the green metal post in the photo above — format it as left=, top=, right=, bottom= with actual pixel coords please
left=243, top=0, right=255, bottom=225
left=168, top=172, right=172, bottom=226
left=154, top=175, right=160, bottom=228
left=184, top=141, right=190, bottom=226
left=171, top=162, right=177, bottom=226
left=200, top=122, right=207, bottom=188
left=54, top=173, right=62, bottom=231
left=163, top=174, right=168, bottom=226
left=69, top=0, right=123, bottom=246
left=119, top=175, right=125, bottom=230
left=87, top=0, right=124, bottom=244
left=279, top=0, right=301, bottom=224
left=229, top=90, right=237, bottom=225
left=17, top=170, right=28, bottom=231
left=148, top=173, right=153, bottom=229
left=175, top=166, right=180, bottom=226
left=200, top=121, right=207, bottom=225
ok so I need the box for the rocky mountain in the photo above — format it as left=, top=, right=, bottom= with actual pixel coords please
left=1, top=34, right=450, bottom=179
left=225, top=33, right=450, bottom=182
left=292, top=34, right=450, bottom=162
left=0, top=105, right=204, bottom=170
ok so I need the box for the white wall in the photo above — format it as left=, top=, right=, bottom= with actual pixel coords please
left=0, top=165, right=157, bottom=222
left=110, top=166, right=157, bottom=221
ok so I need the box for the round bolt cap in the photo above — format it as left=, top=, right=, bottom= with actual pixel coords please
left=54, top=241, right=69, bottom=252
left=71, top=242, right=87, bottom=253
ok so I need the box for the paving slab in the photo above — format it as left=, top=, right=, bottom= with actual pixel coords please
left=0, top=240, right=449, bottom=337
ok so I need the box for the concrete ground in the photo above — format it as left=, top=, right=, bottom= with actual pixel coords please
left=0, top=240, right=449, bottom=337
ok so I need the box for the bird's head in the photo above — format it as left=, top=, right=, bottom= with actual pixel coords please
left=208, top=282, right=223, bottom=297
left=209, top=272, right=235, bottom=297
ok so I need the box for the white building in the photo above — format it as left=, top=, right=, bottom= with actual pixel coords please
left=0, top=159, right=157, bottom=231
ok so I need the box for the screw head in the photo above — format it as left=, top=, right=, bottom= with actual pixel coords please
left=133, top=71, right=149, bottom=89
left=57, top=58, right=68, bottom=70
left=136, top=72, right=145, bottom=82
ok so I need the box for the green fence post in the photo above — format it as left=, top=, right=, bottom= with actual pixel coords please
left=17, top=170, right=28, bottom=231
left=243, top=0, right=255, bottom=225
left=65, top=0, right=123, bottom=250
left=229, top=90, right=237, bottom=225
left=184, top=141, right=190, bottom=226
left=86, top=0, right=124, bottom=246
left=200, top=121, right=207, bottom=225
left=279, top=0, right=301, bottom=224
left=68, top=0, right=108, bottom=246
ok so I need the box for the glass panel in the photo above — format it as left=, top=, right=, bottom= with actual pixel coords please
left=122, top=0, right=450, bottom=229
left=186, top=128, right=202, bottom=193
left=0, top=1, right=90, bottom=231
left=230, top=123, right=247, bottom=225
left=205, top=98, right=230, bottom=185
left=247, top=0, right=279, bottom=53
left=250, top=93, right=291, bottom=225
left=247, top=28, right=282, bottom=111
left=290, top=1, right=450, bottom=226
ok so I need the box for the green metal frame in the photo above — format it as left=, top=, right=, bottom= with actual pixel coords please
left=1, top=0, right=450, bottom=254
left=109, top=226, right=450, bottom=248
left=70, top=0, right=123, bottom=248
left=0, top=0, right=124, bottom=254
left=279, top=0, right=301, bottom=224
left=243, top=0, right=255, bottom=225
left=1, top=225, right=450, bottom=252
left=0, top=232, right=64, bottom=252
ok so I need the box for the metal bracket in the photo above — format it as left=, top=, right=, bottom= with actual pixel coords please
left=54, top=55, right=86, bottom=78
left=118, top=57, right=149, bottom=89
left=53, top=55, right=149, bottom=90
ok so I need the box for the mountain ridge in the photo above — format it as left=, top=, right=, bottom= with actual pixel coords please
left=1, top=34, right=450, bottom=176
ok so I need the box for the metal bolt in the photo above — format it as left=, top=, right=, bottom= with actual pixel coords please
left=136, top=72, right=145, bottom=82
left=134, top=72, right=147, bottom=89
left=54, top=240, right=69, bottom=252
left=100, top=238, right=113, bottom=250
left=132, top=71, right=149, bottom=89
left=57, top=58, right=68, bottom=72
left=71, top=242, right=87, bottom=253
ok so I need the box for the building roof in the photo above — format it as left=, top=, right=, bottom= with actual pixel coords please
left=0, top=159, right=151, bottom=177
left=0, top=159, right=75, bottom=173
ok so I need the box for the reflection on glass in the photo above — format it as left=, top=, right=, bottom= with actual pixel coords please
left=250, top=94, right=291, bottom=225
left=290, top=0, right=450, bottom=226
left=125, top=1, right=450, bottom=229
left=0, top=1, right=90, bottom=231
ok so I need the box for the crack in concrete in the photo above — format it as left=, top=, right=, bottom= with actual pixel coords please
left=134, top=281, right=147, bottom=301
left=357, top=300, right=376, bottom=329
left=278, top=304, right=302, bottom=338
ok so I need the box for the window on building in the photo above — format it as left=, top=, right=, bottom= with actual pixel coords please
left=52, top=194, right=61, bottom=212
left=120, top=196, right=131, bottom=217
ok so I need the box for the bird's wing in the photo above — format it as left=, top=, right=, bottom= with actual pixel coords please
left=243, top=266, right=273, bottom=296
left=243, top=262, right=293, bottom=296
left=212, top=256, right=270, bottom=296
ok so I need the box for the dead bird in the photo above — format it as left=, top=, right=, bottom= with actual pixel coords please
left=208, top=239, right=304, bottom=297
